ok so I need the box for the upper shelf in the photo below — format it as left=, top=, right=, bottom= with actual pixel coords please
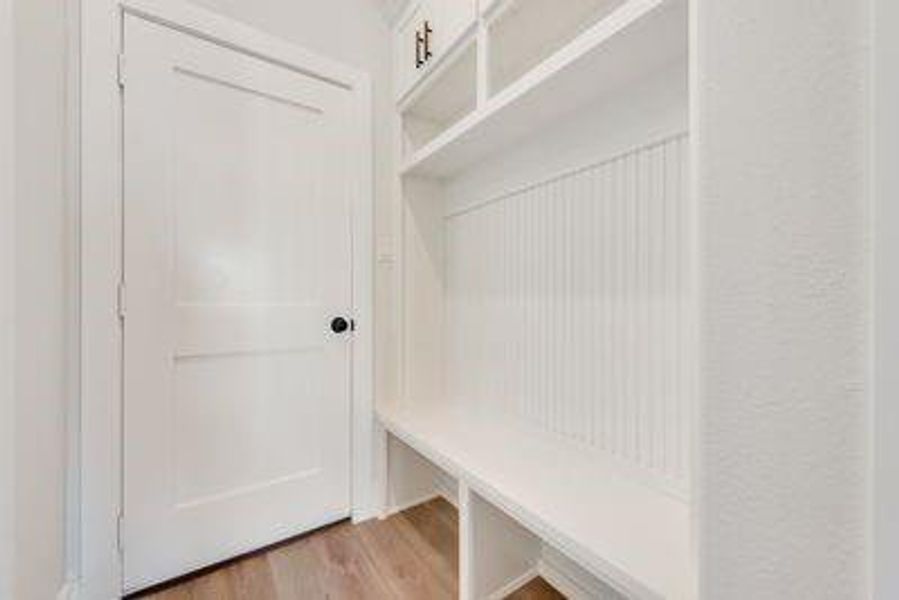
left=379, top=402, right=694, bottom=599
left=401, top=0, right=687, bottom=178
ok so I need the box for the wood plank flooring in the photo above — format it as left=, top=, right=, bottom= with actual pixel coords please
left=132, top=498, right=563, bottom=600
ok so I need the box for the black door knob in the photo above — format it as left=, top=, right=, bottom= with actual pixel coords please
left=330, top=317, right=351, bottom=334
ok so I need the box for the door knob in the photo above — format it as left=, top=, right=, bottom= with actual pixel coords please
left=330, top=317, right=352, bottom=334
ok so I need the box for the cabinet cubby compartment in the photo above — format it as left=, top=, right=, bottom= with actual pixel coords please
left=485, top=0, right=627, bottom=96
left=400, top=38, right=478, bottom=158
left=465, top=488, right=626, bottom=599
left=386, top=433, right=459, bottom=514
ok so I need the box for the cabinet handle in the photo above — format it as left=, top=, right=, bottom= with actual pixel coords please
left=415, top=29, right=425, bottom=68
left=423, top=20, right=434, bottom=62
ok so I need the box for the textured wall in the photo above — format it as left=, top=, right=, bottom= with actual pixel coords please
left=12, top=0, right=70, bottom=597
left=695, top=1, right=869, bottom=598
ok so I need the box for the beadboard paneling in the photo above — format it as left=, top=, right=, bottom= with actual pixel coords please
left=445, top=133, right=692, bottom=489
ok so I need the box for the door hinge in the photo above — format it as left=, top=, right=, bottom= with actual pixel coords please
left=117, top=53, right=127, bottom=88
left=116, top=281, right=127, bottom=321
left=116, top=513, right=125, bottom=554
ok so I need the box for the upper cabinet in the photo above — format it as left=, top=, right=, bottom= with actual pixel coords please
left=394, top=0, right=478, bottom=101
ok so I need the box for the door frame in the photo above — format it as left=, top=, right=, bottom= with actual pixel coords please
left=79, top=1, right=374, bottom=597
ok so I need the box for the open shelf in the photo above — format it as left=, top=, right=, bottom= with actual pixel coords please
left=378, top=403, right=694, bottom=600
left=400, top=0, right=686, bottom=178
left=486, top=0, right=627, bottom=96
left=400, top=36, right=478, bottom=156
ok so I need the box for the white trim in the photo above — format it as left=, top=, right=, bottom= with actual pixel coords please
left=873, top=0, right=898, bottom=597
left=120, top=0, right=363, bottom=89
left=538, top=551, right=627, bottom=600
left=381, top=485, right=456, bottom=518
left=0, top=0, right=15, bottom=597
left=486, top=568, right=540, bottom=600
left=64, top=0, right=83, bottom=592
left=79, top=1, right=375, bottom=596
left=382, top=492, right=441, bottom=518
left=433, top=472, right=458, bottom=509
left=539, top=560, right=592, bottom=600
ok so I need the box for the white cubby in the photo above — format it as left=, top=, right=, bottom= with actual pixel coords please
left=485, top=0, right=627, bottom=95
left=400, top=38, right=478, bottom=156
left=386, top=434, right=458, bottom=514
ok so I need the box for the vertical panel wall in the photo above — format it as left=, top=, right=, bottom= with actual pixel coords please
left=446, top=133, right=692, bottom=491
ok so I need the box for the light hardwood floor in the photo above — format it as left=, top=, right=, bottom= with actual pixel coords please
left=131, top=498, right=564, bottom=600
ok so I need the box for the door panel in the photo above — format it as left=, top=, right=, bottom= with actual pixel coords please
left=122, top=15, right=356, bottom=592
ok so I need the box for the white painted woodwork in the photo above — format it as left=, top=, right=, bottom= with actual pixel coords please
left=469, top=491, right=541, bottom=599
left=540, top=546, right=627, bottom=600
left=400, top=0, right=686, bottom=176
left=459, top=483, right=474, bottom=600
left=401, top=40, right=478, bottom=155
left=385, top=434, right=458, bottom=513
left=479, top=0, right=500, bottom=17
left=486, top=0, right=626, bottom=94
left=122, top=15, right=356, bottom=591
left=447, top=134, right=692, bottom=491
left=400, top=177, right=447, bottom=407
left=394, top=0, right=478, bottom=101
left=428, top=0, right=477, bottom=61
left=380, top=404, right=693, bottom=599
left=395, top=1, right=427, bottom=98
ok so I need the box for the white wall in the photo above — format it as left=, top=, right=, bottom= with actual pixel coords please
left=0, top=0, right=15, bottom=597
left=188, top=0, right=398, bottom=407
left=874, top=0, right=899, bottom=596
left=695, top=1, right=869, bottom=598
left=8, top=0, right=71, bottom=598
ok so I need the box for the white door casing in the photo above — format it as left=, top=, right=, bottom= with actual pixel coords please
left=122, top=14, right=360, bottom=591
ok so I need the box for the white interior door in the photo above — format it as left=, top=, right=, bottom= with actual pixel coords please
left=122, top=15, right=358, bottom=592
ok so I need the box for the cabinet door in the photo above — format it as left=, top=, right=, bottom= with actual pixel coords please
left=394, top=0, right=477, bottom=100
left=395, top=1, right=425, bottom=99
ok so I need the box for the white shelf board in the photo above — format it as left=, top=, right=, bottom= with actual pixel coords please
left=400, top=0, right=687, bottom=178
left=378, top=403, right=694, bottom=600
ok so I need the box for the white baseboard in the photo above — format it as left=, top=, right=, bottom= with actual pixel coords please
left=351, top=504, right=382, bottom=524
left=539, top=547, right=627, bottom=600
left=486, top=567, right=540, bottom=600
left=382, top=492, right=441, bottom=518
left=382, top=480, right=459, bottom=520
